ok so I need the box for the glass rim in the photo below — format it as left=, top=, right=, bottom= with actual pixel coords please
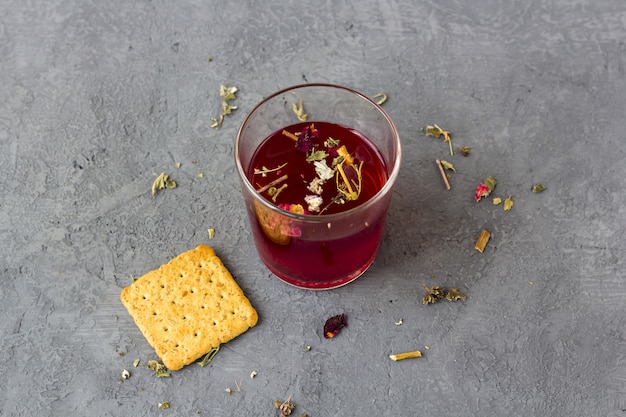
left=235, top=83, right=402, bottom=223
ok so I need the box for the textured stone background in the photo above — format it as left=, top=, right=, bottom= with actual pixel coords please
left=1, top=0, right=625, bottom=416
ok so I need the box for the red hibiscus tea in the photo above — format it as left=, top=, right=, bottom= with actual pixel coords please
left=235, top=84, right=401, bottom=289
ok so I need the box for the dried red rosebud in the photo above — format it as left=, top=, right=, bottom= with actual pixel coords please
left=475, top=183, right=490, bottom=202
left=295, top=123, right=318, bottom=152
left=323, top=313, right=347, bottom=338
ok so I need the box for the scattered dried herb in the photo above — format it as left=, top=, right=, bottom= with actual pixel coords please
left=147, top=360, right=171, bottom=378
left=445, top=288, right=467, bottom=301
left=440, top=160, right=456, bottom=172
left=532, top=183, right=546, bottom=193
left=395, top=318, right=403, bottom=326
left=151, top=172, right=177, bottom=196
left=424, top=124, right=453, bottom=155
left=198, top=346, right=220, bottom=367
left=389, top=350, right=422, bottom=361
left=492, top=197, right=502, bottom=205
left=175, top=162, right=182, bottom=168
left=475, top=176, right=497, bottom=202
left=292, top=99, right=307, bottom=121
left=211, top=83, right=238, bottom=129
left=373, top=92, right=387, bottom=105
left=474, top=229, right=491, bottom=253
left=503, top=196, right=514, bottom=211
left=121, top=369, right=130, bottom=379
left=250, top=370, right=258, bottom=379
left=422, top=285, right=446, bottom=305
left=435, top=159, right=451, bottom=190
left=274, top=397, right=296, bottom=416
left=323, top=313, right=347, bottom=338
left=460, top=146, right=471, bottom=156
left=207, top=228, right=216, bottom=239
left=158, top=402, right=170, bottom=409
left=423, top=286, right=467, bottom=304
left=304, top=345, right=311, bottom=352
left=133, top=359, right=140, bottom=367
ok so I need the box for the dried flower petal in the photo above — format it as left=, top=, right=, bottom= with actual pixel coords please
left=323, top=313, right=347, bottom=338
left=475, top=183, right=490, bottom=202
left=295, top=124, right=318, bottom=152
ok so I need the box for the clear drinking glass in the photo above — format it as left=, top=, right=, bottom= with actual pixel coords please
left=235, top=84, right=401, bottom=289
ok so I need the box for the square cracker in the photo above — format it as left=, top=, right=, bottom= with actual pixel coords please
left=120, top=245, right=258, bottom=370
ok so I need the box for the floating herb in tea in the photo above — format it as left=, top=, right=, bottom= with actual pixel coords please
left=323, top=313, right=347, bottom=338
left=252, top=122, right=379, bottom=215
left=532, top=183, right=546, bottom=193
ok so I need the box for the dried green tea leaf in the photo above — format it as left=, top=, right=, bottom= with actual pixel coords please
left=292, top=99, right=307, bottom=121
left=158, top=402, right=170, bottom=409
left=325, top=137, right=340, bottom=148
left=198, top=346, right=220, bottom=367
left=331, top=155, right=344, bottom=168
left=306, top=149, right=329, bottom=162
left=446, top=288, right=467, bottom=301
left=440, top=160, right=456, bottom=172
left=424, top=125, right=444, bottom=138
left=156, top=368, right=171, bottom=378
left=424, top=124, right=453, bottom=155
left=492, top=197, right=502, bottom=205
left=373, top=92, right=387, bottom=105
left=503, top=196, right=514, bottom=211
left=460, top=146, right=471, bottom=157
left=484, top=176, right=497, bottom=192
left=532, top=183, right=546, bottom=193
left=133, top=359, right=140, bottom=367
left=210, top=118, right=219, bottom=128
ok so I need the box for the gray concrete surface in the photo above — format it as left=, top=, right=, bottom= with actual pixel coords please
left=1, top=0, right=625, bottom=415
